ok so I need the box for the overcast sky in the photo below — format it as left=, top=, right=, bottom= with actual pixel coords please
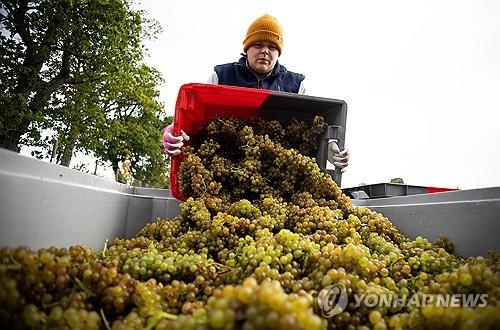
left=135, top=0, right=500, bottom=190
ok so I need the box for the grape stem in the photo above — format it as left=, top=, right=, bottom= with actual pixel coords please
left=41, top=301, right=59, bottom=309
left=74, top=277, right=95, bottom=297
left=0, top=263, right=21, bottom=271
left=101, top=238, right=109, bottom=258
left=145, top=311, right=178, bottom=330
left=209, top=262, right=235, bottom=275
left=2, top=256, right=22, bottom=271
left=100, top=308, right=111, bottom=330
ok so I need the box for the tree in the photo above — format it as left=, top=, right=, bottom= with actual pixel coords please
left=0, top=0, right=157, bottom=151
left=85, top=64, right=171, bottom=188
left=1, top=0, right=171, bottom=188
left=390, top=177, right=405, bottom=184
left=44, top=63, right=170, bottom=184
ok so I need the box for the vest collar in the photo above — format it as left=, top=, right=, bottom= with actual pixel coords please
left=236, top=56, right=287, bottom=78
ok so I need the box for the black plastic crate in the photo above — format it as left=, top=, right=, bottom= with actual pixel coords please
left=257, top=91, right=347, bottom=186
left=344, top=183, right=429, bottom=199
left=343, top=183, right=459, bottom=199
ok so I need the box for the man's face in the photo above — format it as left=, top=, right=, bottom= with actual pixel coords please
left=246, top=42, right=280, bottom=75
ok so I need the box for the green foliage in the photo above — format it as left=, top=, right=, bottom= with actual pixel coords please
left=390, top=177, right=405, bottom=184
left=0, top=0, right=170, bottom=188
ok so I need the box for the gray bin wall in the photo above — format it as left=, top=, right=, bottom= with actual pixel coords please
left=1, top=148, right=499, bottom=257
left=352, top=187, right=500, bottom=257
left=0, top=148, right=180, bottom=251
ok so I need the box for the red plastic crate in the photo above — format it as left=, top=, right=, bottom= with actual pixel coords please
left=170, top=83, right=347, bottom=201
left=425, top=186, right=459, bottom=194
left=343, top=183, right=459, bottom=199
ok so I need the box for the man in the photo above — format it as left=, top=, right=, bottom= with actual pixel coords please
left=163, top=14, right=349, bottom=171
left=208, top=14, right=305, bottom=94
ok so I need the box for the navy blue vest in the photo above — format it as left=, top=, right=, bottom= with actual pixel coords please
left=214, top=57, right=305, bottom=93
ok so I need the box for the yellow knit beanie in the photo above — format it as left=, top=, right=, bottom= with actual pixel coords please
left=243, top=14, right=284, bottom=54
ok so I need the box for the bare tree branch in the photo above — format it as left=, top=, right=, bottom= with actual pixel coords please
left=2, top=0, right=34, bottom=48
left=124, top=104, right=139, bottom=118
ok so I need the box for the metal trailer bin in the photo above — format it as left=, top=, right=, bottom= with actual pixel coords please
left=351, top=188, right=500, bottom=257
left=1, top=146, right=499, bottom=258
left=0, top=148, right=180, bottom=251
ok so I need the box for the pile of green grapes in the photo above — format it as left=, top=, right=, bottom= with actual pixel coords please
left=1, top=116, right=499, bottom=329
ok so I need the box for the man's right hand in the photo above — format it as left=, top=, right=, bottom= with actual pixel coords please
left=162, top=123, right=190, bottom=156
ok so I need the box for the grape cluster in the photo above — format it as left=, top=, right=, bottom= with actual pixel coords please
left=1, top=115, right=499, bottom=329
left=180, top=116, right=330, bottom=202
